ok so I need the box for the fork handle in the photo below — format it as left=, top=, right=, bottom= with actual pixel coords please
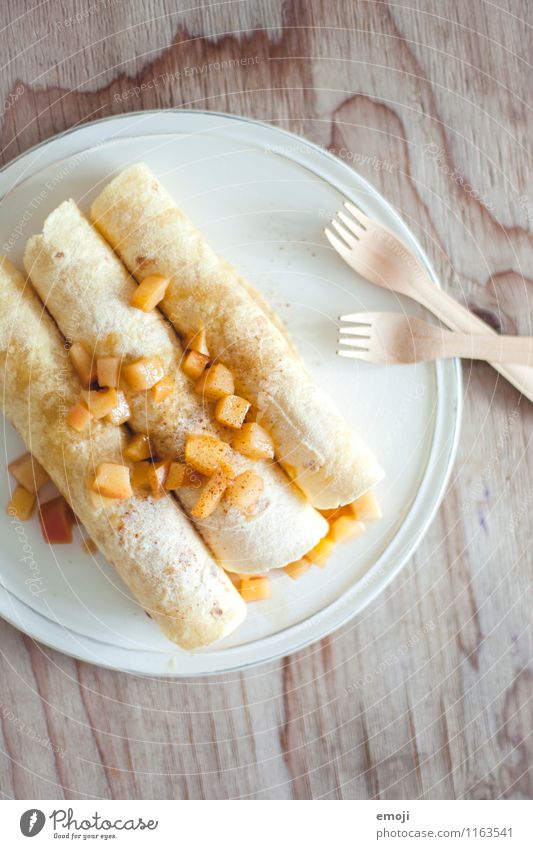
left=417, top=285, right=533, bottom=401
left=438, top=332, right=533, bottom=363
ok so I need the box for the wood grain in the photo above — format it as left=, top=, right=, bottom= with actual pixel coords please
left=0, top=0, right=531, bottom=800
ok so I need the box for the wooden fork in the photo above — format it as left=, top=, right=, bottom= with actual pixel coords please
left=339, top=312, right=533, bottom=365
left=325, top=201, right=533, bottom=401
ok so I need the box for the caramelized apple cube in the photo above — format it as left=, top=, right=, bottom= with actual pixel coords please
left=105, top=390, right=131, bottom=425
left=284, top=558, right=312, bottom=580
left=82, top=537, right=97, bottom=555
left=282, top=462, right=298, bottom=481
left=195, top=363, right=234, bottom=400
left=348, top=490, right=382, bottom=522
left=191, top=469, right=227, bottom=519
left=319, top=508, right=344, bottom=520
left=232, top=422, right=274, bottom=460
left=239, top=575, right=271, bottom=602
left=226, top=571, right=247, bottom=589
left=69, top=342, right=97, bottom=388
left=39, top=495, right=74, bottom=542
left=306, top=537, right=335, bottom=568
left=8, top=452, right=49, bottom=493
left=131, top=461, right=152, bottom=489
left=181, top=350, right=209, bottom=380
left=225, top=470, right=264, bottom=515
left=66, top=402, right=92, bottom=432
left=165, top=462, right=186, bottom=490
left=122, top=356, right=165, bottom=391
left=151, top=374, right=175, bottom=403
left=215, top=394, right=251, bottom=429
left=328, top=516, right=365, bottom=544
left=182, top=465, right=205, bottom=489
left=130, top=274, right=169, bottom=312
left=82, top=387, right=119, bottom=420
left=7, top=485, right=36, bottom=520
left=147, top=460, right=170, bottom=499
left=185, top=434, right=233, bottom=476
left=88, top=485, right=119, bottom=510
left=185, top=327, right=209, bottom=357
left=97, top=356, right=121, bottom=388
left=91, top=463, right=132, bottom=500
left=124, top=433, right=152, bottom=462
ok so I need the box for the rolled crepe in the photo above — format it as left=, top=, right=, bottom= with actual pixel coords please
left=0, top=256, right=246, bottom=649
left=23, top=202, right=327, bottom=572
left=90, top=163, right=384, bottom=509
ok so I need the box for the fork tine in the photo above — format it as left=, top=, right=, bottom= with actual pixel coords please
left=344, top=200, right=371, bottom=229
left=338, top=209, right=366, bottom=238
left=337, top=348, right=371, bottom=361
left=338, top=338, right=370, bottom=350
left=338, top=326, right=371, bottom=338
left=340, top=311, right=379, bottom=322
left=324, top=227, right=351, bottom=256
left=338, top=312, right=373, bottom=324
left=331, top=218, right=358, bottom=248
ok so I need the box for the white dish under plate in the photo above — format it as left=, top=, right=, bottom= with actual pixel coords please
left=0, top=110, right=462, bottom=675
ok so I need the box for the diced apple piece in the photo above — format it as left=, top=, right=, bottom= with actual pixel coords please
left=195, top=363, right=234, bottom=400
left=282, top=462, right=298, bottom=481
left=152, top=374, right=175, bottom=403
left=66, top=402, right=92, bottom=432
left=105, top=389, right=131, bottom=425
left=91, top=463, right=132, bottom=500
left=124, top=433, right=152, bottom=462
left=328, top=515, right=365, bottom=544
left=165, top=462, right=186, bottom=490
left=185, top=327, right=209, bottom=357
left=131, top=461, right=151, bottom=490
left=7, top=485, right=36, bottom=521
left=82, top=537, right=97, bottom=555
left=130, top=274, right=169, bottom=312
left=191, top=469, right=227, bottom=519
left=182, top=465, right=206, bottom=489
left=239, top=575, right=271, bottom=602
left=122, top=356, right=165, bottom=391
left=232, top=422, right=275, bottom=460
left=69, top=342, right=97, bottom=388
left=348, top=490, right=382, bottom=522
left=319, top=507, right=345, bottom=520
left=306, top=537, right=335, bottom=568
left=39, top=496, right=74, bottom=543
left=185, top=434, right=233, bottom=476
left=181, top=350, right=209, bottom=380
left=215, top=394, right=251, bottom=429
left=88, top=486, right=119, bottom=510
left=8, top=452, right=49, bottom=493
left=147, top=460, right=170, bottom=499
left=284, top=558, right=312, bottom=580
left=225, top=571, right=250, bottom=588
left=225, top=470, right=264, bottom=516
left=97, top=356, right=121, bottom=388
left=82, top=387, right=119, bottom=420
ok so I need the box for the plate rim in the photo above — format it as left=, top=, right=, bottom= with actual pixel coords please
left=0, top=109, right=463, bottom=676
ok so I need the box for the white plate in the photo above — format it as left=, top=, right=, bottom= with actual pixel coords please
left=0, top=111, right=462, bottom=675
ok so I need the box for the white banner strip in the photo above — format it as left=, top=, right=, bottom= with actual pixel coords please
left=3, top=799, right=530, bottom=848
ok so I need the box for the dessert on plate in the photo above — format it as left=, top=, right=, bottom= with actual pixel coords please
left=91, top=163, right=384, bottom=509
left=0, top=257, right=245, bottom=650
left=1, top=164, right=383, bottom=651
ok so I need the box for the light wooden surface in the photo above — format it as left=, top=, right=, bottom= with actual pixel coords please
left=0, top=0, right=531, bottom=800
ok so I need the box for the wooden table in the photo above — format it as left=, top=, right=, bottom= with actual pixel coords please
left=0, top=0, right=531, bottom=800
